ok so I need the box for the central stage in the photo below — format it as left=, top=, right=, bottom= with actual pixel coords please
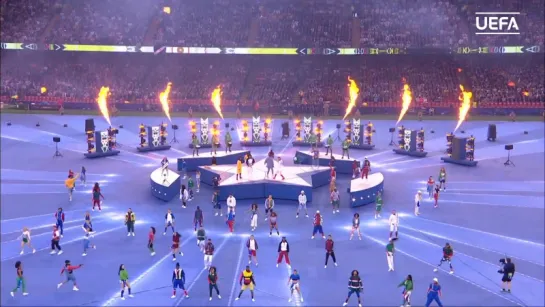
left=349, top=173, right=385, bottom=207
left=198, top=159, right=330, bottom=202
left=150, top=167, right=181, bottom=202
left=177, top=150, right=250, bottom=172
left=294, top=150, right=359, bottom=174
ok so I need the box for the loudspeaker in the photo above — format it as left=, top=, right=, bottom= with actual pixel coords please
left=85, top=118, right=95, bottom=132
left=53, top=137, right=61, bottom=143
left=505, top=144, right=513, bottom=150
left=523, top=131, right=528, bottom=135
left=336, top=124, right=341, bottom=129
left=388, top=128, right=395, bottom=133
left=487, top=124, right=496, bottom=141
left=63, top=124, right=68, bottom=127
left=172, top=124, right=179, bottom=130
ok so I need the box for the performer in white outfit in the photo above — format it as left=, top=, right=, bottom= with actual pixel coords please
left=296, top=191, right=308, bottom=218
left=273, top=157, right=285, bottom=180
left=249, top=204, right=258, bottom=231
left=246, top=154, right=255, bottom=179
left=414, top=191, right=422, bottom=216
left=389, top=210, right=399, bottom=240
left=227, top=194, right=236, bottom=216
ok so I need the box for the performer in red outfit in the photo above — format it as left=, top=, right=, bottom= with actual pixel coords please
left=91, top=183, right=104, bottom=211
left=171, top=232, right=183, bottom=261
left=433, top=185, right=440, bottom=208
left=311, top=211, right=325, bottom=239
left=57, top=260, right=82, bottom=291
left=361, top=158, right=371, bottom=179
left=330, top=167, right=337, bottom=180
left=276, top=237, right=291, bottom=267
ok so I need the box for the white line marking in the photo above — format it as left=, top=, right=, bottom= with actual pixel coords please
left=2, top=217, right=110, bottom=238
left=228, top=238, right=246, bottom=306
left=1, top=208, right=90, bottom=222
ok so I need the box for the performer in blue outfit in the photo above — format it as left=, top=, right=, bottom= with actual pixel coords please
left=171, top=262, right=189, bottom=298
left=425, top=278, right=443, bottom=307
left=288, top=268, right=303, bottom=303
left=55, top=208, right=65, bottom=236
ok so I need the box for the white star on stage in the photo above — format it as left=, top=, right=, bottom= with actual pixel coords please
left=203, top=158, right=330, bottom=187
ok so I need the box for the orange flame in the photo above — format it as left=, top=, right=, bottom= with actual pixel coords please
left=343, top=77, right=360, bottom=120
left=159, top=82, right=172, bottom=122
left=211, top=85, right=223, bottom=119
left=96, top=87, right=111, bottom=126
left=522, top=90, right=529, bottom=97
left=396, top=82, right=413, bottom=125
left=454, top=85, right=473, bottom=132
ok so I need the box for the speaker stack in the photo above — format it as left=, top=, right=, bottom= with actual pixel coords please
left=487, top=124, right=496, bottom=141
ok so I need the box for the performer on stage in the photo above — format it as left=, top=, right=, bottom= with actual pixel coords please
left=246, top=235, right=258, bottom=266
left=389, top=210, right=399, bottom=240
left=329, top=155, right=336, bottom=169
left=264, top=195, right=275, bottom=220
left=434, top=243, right=454, bottom=274
left=55, top=208, right=65, bottom=237
left=211, top=134, right=219, bottom=155
left=80, top=166, right=87, bottom=186
left=11, top=261, right=28, bottom=297
left=288, top=268, right=303, bottom=302
left=361, top=157, right=371, bottom=179
left=352, top=160, right=360, bottom=178
left=65, top=172, right=79, bottom=202
left=325, top=135, right=334, bottom=155
left=19, top=227, right=36, bottom=255
left=415, top=191, right=422, bottom=216
left=349, top=213, right=362, bottom=240
left=212, top=191, right=222, bottom=216
left=235, top=266, right=256, bottom=302
left=204, top=239, right=215, bottom=269
left=188, top=176, right=194, bottom=200
left=375, top=191, right=383, bottom=219
left=343, top=270, right=363, bottom=307
left=309, top=133, right=317, bottom=152
left=425, top=278, right=443, bottom=307
left=246, top=153, right=255, bottom=179
left=194, top=206, right=203, bottom=231
left=171, top=231, right=183, bottom=261
left=312, top=210, right=325, bottom=239
left=180, top=185, right=188, bottom=209
left=125, top=208, right=136, bottom=236
left=273, top=156, right=285, bottom=180
left=434, top=185, right=440, bottom=208
left=212, top=175, right=221, bottom=192
left=196, top=170, right=201, bottom=192
left=249, top=204, right=258, bottom=231
left=196, top=226, right=206, bottom=252
left=208, top=266, right=221, bottom=300
left=386, top=239, right=395, bottom=271
left=171, top=262, right=189, bottom=298
left=225, top=131, right=232, bottom=153
left=227, top=193, right=236, bottom=215
left=427, top=176, right=435, bottom=199
left=269, top=210, right=280, bottom=236
left=341, top=138, right=350, bottom=159
left=325, top=235, right=338, bottom=268
left=330, top=166, right=337, bottom=181
left=82, top=231, right=96, bottom=256
left=331, top=188, right=340, bottom=214
left=438, top=167, right=447, bottom=191
left=312, top=146, right=320, bottom=168
left=330, top=176, right=336, bottom=193
left=83, top=212, right=94, bottom=235
left=226, top=208, right=235, bottom=234
left=191, top=135, right=200, bottom=156
left=276, top=236, right=291, bottom=267
left=161, top=156, right=169, bottom=176
left=264, top=154, right=274, bottom=179
left=164, top=209, right=175, bottom=235
left=148, top=226, right=156, bottom=256
left=50, top=225, right=62, bottom=255
left=57, top=260, right=82, bottom=291
left=398, top=275, right=414, bottom=307
left=236, top=158, right=243, bottom=181
left=118, top=264, right=133, bottom=299
left=297, top=191, right=308, bottom=218
left=212, top=155, right=217, bottom=165
left=91, top=183, right=104, bottom=211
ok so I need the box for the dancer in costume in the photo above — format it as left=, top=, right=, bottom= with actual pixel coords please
left=247, top=235, right=258, bottom=266
left=187, top=176, right=194, bottom=200
left=172, top=262, right=189, bottom=298
left=309, top=133, right=317, bottom=152
left=204, top=239, right=215, bottom=269
left=361, top=157, right=371, bottom=179
left=274, top=156, right=285, bottom=180
left=426, top=176, right=435, bottom=199
left=343, top=270, right=363, bottom=307
left=212, top=191, right=222, bottom=216
left=194, top=206, right=203, bottom=231
left=276, top=236, right=291, bottom=267
left=249, top=204, right=258, bottom=231
left=330, top=177, right=337, bottom=193
left=341, top=138, right=350, bottom=159
left=311, top=210, right=325, bottom=239
left=196, top=170, right=201, bottom=192
left=208, top=266, right=221, bottom=300
left=438, top=167, right=446, bottom=191
left=264, top=195, right=275, bottom=220
left=55, top=207, right=65, bottom=237
left=389, top=210, right=399, bottom=240
left=331, top=188, right=340, bottom=214
left=82, top=231, right=96, bottom=256
left=180, top=185, right=188, bottom=209
left=125, top=208, right=136, bottom=236
left=312, top=146, right=320, bottom=168
left=164, top=209, right=175, bottom=235
left=246, top=153, right=255, bottom=179
left=264, top=154, right=274, bottom=179
left=148, top=226, right=156, bottom=256
left=84, top=211, right=94, bottom=235
left=80, top=166, right=87, bottom=186
left=433, top=185, right=440, bottom=208
left=425, top=278, right=443, bottom=307
left=349, top=213, right=362, bottom=240
left=330, top=166, right=337, bottom=181
left=414, top=191, right=422, bottom=216
left=375, top=191, right=383, bottom=219
left=227, top=193, right=236, bottom=216
left=226, top=208, right=236, bottom=234
left=236, top=158, right=243, bottom=180
left=119, top=264, right=133, bottom=299
left=65, top=172, right=79, bottom=202
left=11, top=261, right=28, bottom=297
left=225, top=131, right=232, bottom=153
left=325, top=134, right=334, bottom=155
left=386, top=239, right=395, bottom=271
left=288, top=268, right=303, bottom=302
left=50, top=225, right=63, bottom=255
left=235, top=266, right=256, bottom=302
left=398, top=274, right=413, bottom=307
left=196, top=226, right=206, bottom=252
left=352, top=160, right=360, bottom=178
left=269, top=210, right=280, bottom=236
left=433, top=243, right=454, bottom=274
left=57, top=260, right=82, bottom=291
left=211, top=134, right=219, bottom=155
left=91, top=183, right=104, bottom=211
left=325, top=235, right=338, bottom=268
left=171, top=232, right=183, bottom=261
left=191, top=135, right=200, bottom=156
left=20, top=227, right=36, bottom=255
left=297, top=190, right=308, bottom=218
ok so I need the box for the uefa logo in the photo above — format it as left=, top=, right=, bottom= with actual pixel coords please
left=475, top=12, right=520, bottom=35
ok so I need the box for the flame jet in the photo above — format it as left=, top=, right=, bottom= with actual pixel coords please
left=454, top=85, right=472, bottom=132
left=96, top=87, right=111, bottom=125
left=343, top=77, right=360, bottom=120
left=396, top=81, right=413, bottom=125
left=159, top=82, right=173, bottom=122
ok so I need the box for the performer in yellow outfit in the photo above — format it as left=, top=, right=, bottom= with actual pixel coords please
left=65, top=173, right=79, bottom=202
left=236, top=159, right=243, bottom=181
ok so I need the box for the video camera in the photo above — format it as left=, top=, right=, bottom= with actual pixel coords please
left=497, top=258, right=507, bottom=273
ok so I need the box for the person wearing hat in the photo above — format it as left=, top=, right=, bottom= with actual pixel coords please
left=296, top=191, right=308, bottom=218
left=312, top=210, right=325, bottom=239
left=388, top=210, right=399, bottom=240
left=415, top=191, right=423, bottom=216
left=425, top=278, right=443, bottom=307
left=361, top=157, right=371, bottom=179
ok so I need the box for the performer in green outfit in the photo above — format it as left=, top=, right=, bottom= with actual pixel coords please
left=375, top=191, right=383, bottom=219
left=197, top=226, right=206, bottom=252
left=398, top=275, right=414, bottom=307
left=118, top=264, right=133, bottom=299
left=11, top=261, right=28, bottom=297
left=309, top=134, right=317, bottom=152
left=192, top=135, right=200, bottom=156
left=438, top=167, right=447, bottom=191
left=325, top=135, right=334, bottom=155
left=386, top=239, right=395, bottom=271
left=188, top=177, right=195, bottom=200
left=341, top=138, right=350, bottom=159
left=225, top=131, right=232, bottom=153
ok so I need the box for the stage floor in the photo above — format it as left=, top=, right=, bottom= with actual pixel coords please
left=1, top=114, right=544, bottom=307
left=180, top=150, right=248, bottom=159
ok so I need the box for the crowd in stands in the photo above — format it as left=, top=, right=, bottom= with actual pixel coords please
left=1, top=0, right=543, bottom=48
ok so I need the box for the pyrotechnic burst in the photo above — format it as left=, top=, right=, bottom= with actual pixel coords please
left=159, top=82, right=173, bottom=122
left=96, top=87, right=111, bottom=126
left=396, top=80, right=413, bottom=125
left=211, top=85, right=224, bottom=119
left=454, top=85, right=472, bottom=132
left=343, top=77, right=360, bottom=120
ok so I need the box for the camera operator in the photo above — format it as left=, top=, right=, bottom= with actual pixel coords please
left=499, top=258, right=515, bottom=293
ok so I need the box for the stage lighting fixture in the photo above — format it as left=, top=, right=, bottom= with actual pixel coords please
left=7, top=121, right=11, bottom=126
left=53, top=136, right=62, bottom=157
left=53, top=136, right=61, bottom=143
left=505, top=144, right=513, bottom=150
left=36, top=123, right=40, bottom=127
left=504, top=144, right=514, bottom=166
left=225, top=123, right=229, bottom=129
left=172, top=124, right=179, bottom=130
left=336, top=124, right=341, bottom=129
left=63, top=124, right=68, bottom=127
left=460, top=130, right=465, bottom=134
